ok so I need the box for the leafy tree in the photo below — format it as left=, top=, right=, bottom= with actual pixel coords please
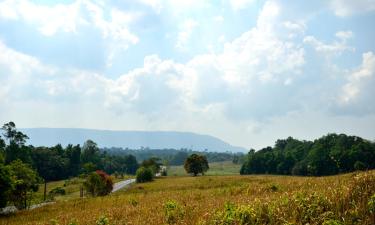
left=141, top=157, right=162, bottom=175
left=241, top=133, right=375, bottom=176
left=31, top=147, right=68, bottom=200
left=83, top=170, right=113, bottom=196
left=2, top=122, right=29, bottom=146
left=65, top=144, right=81, bottom=176
left=184, top=154, right=209, bottom=176
left=8, top=160, right=40, bottom=209
left=0, top=163, right=13, bottom=208
left=136, top=167, right=153, bottom=183
left=81, top=140, right=100, bottom=165
left=1, top=122, right=31, bottom=164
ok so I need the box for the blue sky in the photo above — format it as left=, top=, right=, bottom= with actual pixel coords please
left=0, top=0, right=375, bottom=149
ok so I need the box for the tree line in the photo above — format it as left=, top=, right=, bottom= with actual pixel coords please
left=103, top=147, right=244, bottom=166
left=0, top=122, right=139, bottom=209
left=240, top=133, right=375, bottom=176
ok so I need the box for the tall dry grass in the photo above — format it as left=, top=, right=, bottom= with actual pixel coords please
left=1, top=171, right=374, bottom=225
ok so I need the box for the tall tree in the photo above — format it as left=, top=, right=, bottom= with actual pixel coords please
left=81, top=140, right=100, bottom=165
left=1, top=122, right=31, bottom=164
left=8, top=160, right=40, bottom=209
left=184, top=154, right=209, bottom=176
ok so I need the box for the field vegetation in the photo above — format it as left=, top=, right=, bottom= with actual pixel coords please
left=1, top=170, right=374, bottom=225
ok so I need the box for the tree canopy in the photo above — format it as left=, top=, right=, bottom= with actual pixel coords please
left=241, top=134, right=375, bottom=176
left=184, top=154, right=209, bottom=176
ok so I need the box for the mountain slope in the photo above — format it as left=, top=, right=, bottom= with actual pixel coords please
left=20, top=128, right=246, bottom=152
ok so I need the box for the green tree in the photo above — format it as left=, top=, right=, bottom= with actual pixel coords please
left=1, top=122, right=31, bottom=164
left=83, top=170, right=113, bottom=197
left=8, top=160, right=40, bottom=209
left=136, top=167, right=153, bottom=183
left=141, top=157, right=162, bottom=175
left=0, top=163, right=13, bottom=208
left=184, top=154, right=209, bottom=176
left=31, top=147, right=68, bottom=201
left=65, top=144, right=81, bottom=176
left=81, top=140, right=100, bottom=165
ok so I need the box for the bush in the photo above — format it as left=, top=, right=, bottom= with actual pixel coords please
left=96, top=215, right=109, bottom=225
left=84, top=170, right=113, bottom=197
left=164, top=200, right=185, bottom=224
left=49, top=186, right=66, bottom=196
left=136, top=167, right=153, bottom=183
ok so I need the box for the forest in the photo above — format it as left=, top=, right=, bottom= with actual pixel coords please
left=240, top=134, right=375, bottom=176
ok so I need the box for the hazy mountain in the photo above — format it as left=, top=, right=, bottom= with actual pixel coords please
left=20, top=128, right=246, bottom=153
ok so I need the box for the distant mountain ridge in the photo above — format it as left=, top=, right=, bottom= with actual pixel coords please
left=20, top=128, right=246, bottom=153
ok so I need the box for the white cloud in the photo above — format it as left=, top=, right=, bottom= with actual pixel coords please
left=0, top=0, right=84, bottom=36
left=0, top=0, right=138, bottom=56
left=330, top=0, right=375, bottom=17
left=229, top=0, right=255, bottom=11
left=304, top=34, right=354, bottom=55
left=335, top=30, right=353, bottom=41
left=175, top=19, right=199, bottom=51
left=340, top=52, right=375, bottom=104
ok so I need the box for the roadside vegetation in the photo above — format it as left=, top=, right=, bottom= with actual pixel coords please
left=1, top=171, right=374, bottom=224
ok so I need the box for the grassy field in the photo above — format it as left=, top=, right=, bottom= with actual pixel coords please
left=168, top=161, right=241, bottom=176
left=1, top=170, right=374, bottom=225
left=30, top=176, right=134, bottom=204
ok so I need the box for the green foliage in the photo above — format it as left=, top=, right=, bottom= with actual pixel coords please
left=368, top=194, right=375, bottom=213
left=48, top=186, right=66, bottom=196
left=164, top=200, right=185, bottom=224
left=213, top=202, right=257, bottom=225
left=141, top=157, right=162, bottom=175
left=136, top=167, right=153, bottom=183
left=8, top=159, right=40, bottom=209
left=184, top=154, right=209, bottom=176
left=0, top=163, right=13, bottom=208
left=96, top=215, right=110, bottom=225
left=83, top=170, right=113, bottom=197
left=241, top=134, right=375, bottom=176
left=354, top=161, right=367, bottom=171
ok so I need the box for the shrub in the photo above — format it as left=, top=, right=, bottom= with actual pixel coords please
left=164, top=200, right=185, bottom=224
left=96, top=215, right=109, bottom=225
left=368, top=193, right=375, bottom=213
left=84, top=170, right=113, bottom=197
left=354, top=161, right=367, bottom=171
left=49, top=187, right=66, bottom=196
left=136, top=167, right=153, bottom=183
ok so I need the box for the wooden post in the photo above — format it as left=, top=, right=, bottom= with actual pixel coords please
left=80, top=186, right=83, bottom=198
left=44, top=181, right=47, bottom=201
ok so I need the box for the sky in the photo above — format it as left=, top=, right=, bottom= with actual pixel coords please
left=0, top=0, right=375, bottom=150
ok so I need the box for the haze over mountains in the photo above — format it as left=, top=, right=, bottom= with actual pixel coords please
left=20, top=128, right=246, bottom=153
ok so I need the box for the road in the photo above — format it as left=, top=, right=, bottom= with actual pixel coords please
left=1, top=178, right=136, bottom=214
left=112, top=178, right=136, bottom=193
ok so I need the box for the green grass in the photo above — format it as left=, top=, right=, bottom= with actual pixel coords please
left=168, top=161, right=241, bottom=176
left=31, top=175, right=134, bottom=204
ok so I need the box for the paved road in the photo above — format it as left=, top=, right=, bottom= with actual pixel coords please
left=1, top=179, right=136, bottom=214
left=112, top=178, right=136, bottom=193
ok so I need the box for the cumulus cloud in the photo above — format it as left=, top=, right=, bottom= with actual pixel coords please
left=304, top=33, right=355, bottom=55
left=1, top=0, right=375, bottom=148
left=330, top=0, right=375, bottom=17
left=0, top=0, right=139, bottom=68
left=338, top=52, right=375, bottom=114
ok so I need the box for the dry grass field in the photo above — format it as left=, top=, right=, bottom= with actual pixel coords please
left=1, top=171, right=374, bottom=225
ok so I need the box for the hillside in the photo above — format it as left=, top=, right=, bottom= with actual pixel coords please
left=2, top=171, right=374, bottom=225
left=20, top=128, right=246, bottom=153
